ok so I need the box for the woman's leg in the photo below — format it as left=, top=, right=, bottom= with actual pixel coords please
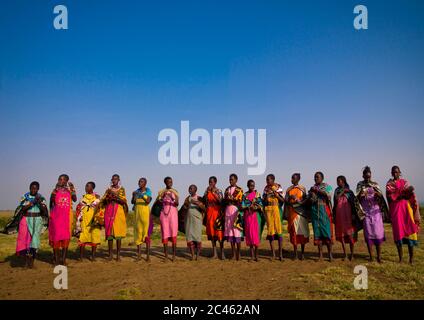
left=28, top=249, right=36, bottom=268
left=163, top=243, right=168, bottom=262
left=249, top=245, right=254, bottom=261
left=366, top=242, right=373, bottom=262
left=219, top=240, right=225, bottom=260
left=269, top=240, right=275, bottom=260
left=254, top=246, right=259, bottom=262
left=396, top=242, right=403, bottom=263
left=341, top=240, right=346, bottom=260
left=349, top=243, right=354, bottom=261
left=108, top=240, right=113, bottom=261
left=300, top=244, right=305, bottom=260
left=236, top=243, right=241, bottom=261
left=91, top=246, right=96, bottom=261
left=137, top=244, right=142, bottom=260
left=172, top=242, right=176, bottom=262
left=278, top=238, right=283, bottom=261
left=211, top=240, right=217, bottom=258
left=376, top=244, right=382, bottom=263
left=196, top=243, right=201, bottom=260
left=79, top=246, right=84, bottom=261
left=116, top=239, right=121, bottom=261
left=408, top=245, right=414, bottom=264
left=189, top=243, right=195, bottom=261
left=327, top=243, right=333, bottom=262
left=146, top=241, right=151, bottom=262
left=318, top=243, right=323, bottom=261
left=24, top=252, right=30, bottom=268
left=62, top=247, right=68, bottom=266
left=293, top=244, right=298, bottom=260
left=54, top=249, right=60, bottom=266
left=230, top=242, right=235, bottom=260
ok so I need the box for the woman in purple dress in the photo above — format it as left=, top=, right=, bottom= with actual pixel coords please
left=356, top=166, right=389, bottom=263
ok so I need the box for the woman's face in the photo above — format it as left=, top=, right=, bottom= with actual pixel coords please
left=337, top=178, right=345, bottom=188
left=209, top=178, right=216, bottom=188
left=30, top=184, right=39, bottom=196
left=266, top=176, right=274, bottom=186
left=111, top=176, right=120, bottom=186
left=248, top=181, right=255, bottom=192
left=314, top=173, right=323, bottom=184
left=139, top=179, right=146, bottom=189
left=165, top=178, right=173, bottom=188
left=229, top=176, right=237, bottom=186
left=85, top=183, right=94, bottom=194
left=189, top=185, right=197, bottom=196
left=363, top=171, right=372, bottom=181
left=392, top=167, right=401, bottom=180
left=58, top=176, right=68, bottom=187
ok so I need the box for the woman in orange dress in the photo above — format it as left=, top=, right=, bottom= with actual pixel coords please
left=284, top=173, right=309, bottom=260
left=203, top=176, right=225, bottom=259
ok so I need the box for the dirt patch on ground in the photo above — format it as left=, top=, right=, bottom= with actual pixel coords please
left=1, top=227, right=423, bottom=300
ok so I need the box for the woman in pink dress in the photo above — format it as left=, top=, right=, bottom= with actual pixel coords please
left=49, top=174, right=77, bottom=266
left=223, top=173, right=244, bottom=261
left=156, top=176, right=179, bottom=262
left=386, top=166, right=420, bottom=264
left=241, top=180, right=264, bottom=261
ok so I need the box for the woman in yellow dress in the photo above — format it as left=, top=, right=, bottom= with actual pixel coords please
left=100, top=174, right=128, bottom=261
left=75, top=181, right=101, bottom=261
left=262, top=174, right=285, bottom=261
left=131, top=177, right=152, bottom=262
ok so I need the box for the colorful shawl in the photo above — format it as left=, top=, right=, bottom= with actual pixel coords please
left=132, top=187, right=152, bottom=211
left=333, top=186, right=365, bottom=231
left=241, top=190, right=265, bottom=237
left=224, top=185, right=244, bottom=231
left=3, top=193, right=48, bottom=234
left=157, top=188, right=179, bottom=201
left=356, top=180, right=389, bottom=222
left=203, top=188, right=223, bottom=206
left=284, top=184, right=308, bottom=219
left=262, top=183, right=284, bottom=207
left=99, top=186, right=129, bottom=213
left=203, top=188, right=224, bottom=230
left=74, top=193, right=101, bottom=237
left=308, top=183, right=332, bottom=206
left=386, top=178, right=421, bottom=224
left=99, top=186, right=128, bottom=237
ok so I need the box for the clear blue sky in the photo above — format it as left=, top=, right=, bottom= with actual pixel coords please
left=1, top=0, right=423, bottom=209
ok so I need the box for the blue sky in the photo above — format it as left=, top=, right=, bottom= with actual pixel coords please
left=0, top=0, right=423, bottom=209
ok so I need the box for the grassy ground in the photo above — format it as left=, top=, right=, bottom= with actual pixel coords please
left=0, top=209, right=423, bottom=300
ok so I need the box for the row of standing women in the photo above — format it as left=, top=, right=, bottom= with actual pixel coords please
left=5, top=165, right=420, bottom=268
